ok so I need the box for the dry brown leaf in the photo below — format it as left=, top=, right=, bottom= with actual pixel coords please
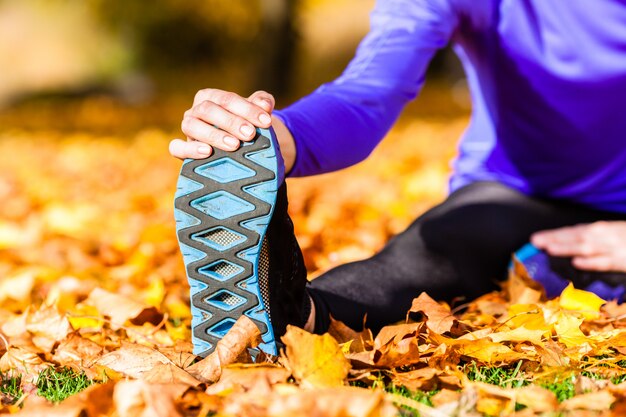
left=222, top=386, right=397, bottom=417
left=97, top=342, right=172, bottom=379
left=158, top=345, right=195, bottom=369
left=506, top=259, right=545, bottom=305
left=328, top=316, right=373, bottom=353
left=560, top=390, right=616, bottom=411
left=515, top=385, right=558, bottom=412
left=281, top=325, right=351, bottom=388
left=431, top=389, right=461, bottom=408
left=186, top=315, right=261, bottom=384
left=113, top=380, right=183, bottom=417
left=85, top=288, right=162, bottom=330
left=11, top=394, right=83, bottom=417
left=0, top=347, right=47, bottom=382
left=392, top=367, right=462, bottom=392
left=141, top=363, right=201, bottom=387
left=407, top=292, right=456, bottom=334
left=370, top=323, right=422, bottom=368
left=25, top=305, right=72, bottom=352
left=206, top=364, right=290, bottom=396
left=52, top=333, right=103, bottom=369
left=81, top=382, right=116, bottom=417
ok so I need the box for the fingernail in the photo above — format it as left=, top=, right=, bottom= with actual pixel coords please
left=198, top=146, right=212, bottom=155
left=259, top=113, right=272, bottom=125
left=224, top=136, right=240, bottom=147
left=240, top=125, right=254, bottom=137
left=256, top=98, right=272, bottom=110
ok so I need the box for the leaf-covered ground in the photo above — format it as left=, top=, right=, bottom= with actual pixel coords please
left=1, top=117, right=626, bottom=416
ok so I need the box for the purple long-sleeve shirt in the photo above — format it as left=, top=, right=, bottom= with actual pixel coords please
left=275, top=0, right=626, bottom=213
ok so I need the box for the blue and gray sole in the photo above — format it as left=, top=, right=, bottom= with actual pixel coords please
left=174, top=128, right=278, bottom=357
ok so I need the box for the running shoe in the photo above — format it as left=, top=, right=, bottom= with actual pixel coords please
left=514, top=243, right=626, bottom=301
left=174, top=127, right=309, bottom=357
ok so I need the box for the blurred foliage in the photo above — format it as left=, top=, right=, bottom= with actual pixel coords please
left=87, top=0, right=300, bottom=96
left=90, top=0, right=264, bottom=67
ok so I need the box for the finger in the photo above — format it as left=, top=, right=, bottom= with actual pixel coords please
left=572, top=255, right=614, bottom=272
left=181, top=116, right=241, bottom=151
left=531, top=225, right=586, bottom=247
left=190, top=100, right=257, bottom=141
left=540, top=241, right=598, bottom=257
left=169, top=138, right=212, bottom=160
left=194, top=89, right=272, bottom=128
left=248, top=90, right=275, bottom=114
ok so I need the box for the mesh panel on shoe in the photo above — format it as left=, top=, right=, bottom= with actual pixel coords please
left=211, top=292, right=243, bottom=306
left=210, top=261, right=241, bottom=278
left=198, top=227, right=241, bottom=247
left=259, top=237, right=271, bottom=318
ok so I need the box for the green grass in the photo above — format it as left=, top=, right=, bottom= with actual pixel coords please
left=0, top=373, right=23, bottom=404
left=465, top=360, right=528, bottom=389
left=380, top=359, right=626, bottom=416
left=36, top=367, right=93, bottom=403
left=385, top=384, right=438, bottom=407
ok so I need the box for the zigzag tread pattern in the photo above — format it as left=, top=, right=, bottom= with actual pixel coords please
left=174, top=132, right=277, bottom=356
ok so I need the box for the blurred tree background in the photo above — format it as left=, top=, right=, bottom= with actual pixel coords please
left=0, top=0, right=470, bottom=316
left=0, top=0, right=467, bottom=132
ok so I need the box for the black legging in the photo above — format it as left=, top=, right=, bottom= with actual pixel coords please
left=306, top=181, right=626, bottom=333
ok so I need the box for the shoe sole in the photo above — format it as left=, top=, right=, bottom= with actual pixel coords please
left=174, top=128, right=279, bottom=357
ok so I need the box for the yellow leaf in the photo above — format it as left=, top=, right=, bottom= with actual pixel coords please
left=507, top=304, right=547, bottom=330
left=164, top=298, right=191, bottom=320
left=430, top=333, right=527, bottom=363
left=67, top=304, right=104, bottom=331
left=144, top=276, right=165, bottom=307
left=281, top=326, right=351, bottom=388
left=559, top=283, right=605, bottom=319
left=554, top=312, right=588, bottom=348
left=165, top=321, right=190, bottom=342
left=488, top=326, right=545, bottom=345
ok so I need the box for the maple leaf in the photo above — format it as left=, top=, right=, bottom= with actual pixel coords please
left=559, top=282, right=605, bottom=319
left=281, top=325, right=351, bottom=388
left=328, top=316, right=373, bottom=353
left=52, top=332, right=104, bottom=370
left=553, top=312, right=589, bottom=349
left=407, top=292, right=457, bottom=334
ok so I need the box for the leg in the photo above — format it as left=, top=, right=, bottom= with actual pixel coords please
left=308, top=181, right=626, bottom=333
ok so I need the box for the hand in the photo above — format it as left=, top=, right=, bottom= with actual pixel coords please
left=531, top=221, right=626, bottom=273
left=169, top=89, right=275, bottom=159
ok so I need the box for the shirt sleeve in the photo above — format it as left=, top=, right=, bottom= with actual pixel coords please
left=274, top=0, right=459, bottom=177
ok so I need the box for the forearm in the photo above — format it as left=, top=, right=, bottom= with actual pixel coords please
left=271, top=115, right=296, bottom=174
left=274, top=89, right=406, bottom=177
